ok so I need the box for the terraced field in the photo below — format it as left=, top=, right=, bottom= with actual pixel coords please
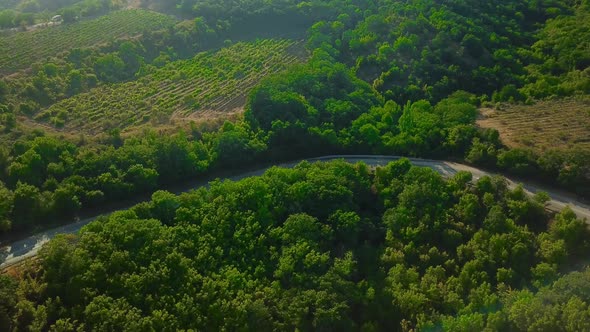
left=477, top=98, right=590, bottom=152
left=0, top=9, right=176, bottom=74
left=35, top=38, right=307, bottom=133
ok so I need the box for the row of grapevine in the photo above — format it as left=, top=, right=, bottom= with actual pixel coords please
left=478, top=99, right=590, bottom=152
left=0, top=9, right=176, bottom=74
left=35, top=38, right=307, bottom=133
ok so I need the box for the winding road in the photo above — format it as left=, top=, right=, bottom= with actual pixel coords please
left=1, top=155, right=589, bottom=269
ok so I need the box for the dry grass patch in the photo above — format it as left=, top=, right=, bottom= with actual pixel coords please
left=477, top=98, right=590, bottom=152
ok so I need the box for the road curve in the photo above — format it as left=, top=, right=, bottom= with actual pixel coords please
left=2, top=155, right=589, bottom=269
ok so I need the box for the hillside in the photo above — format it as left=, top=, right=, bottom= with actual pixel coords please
left=0, top=0, right=587, bottom=248
left=0, top=9, right=176, bottom=74
left=478, top=98, right=590, bottom=152
left=0, top=0, right=125, bottom=30
left=0, top=0, right=589, bottom=330
left=34, top=38, right=307, bottom=133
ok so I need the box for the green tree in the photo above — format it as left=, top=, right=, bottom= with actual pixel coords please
left=60, top=8, right=78, bottom=23
left=94, top=54, right=126, bottom=83
left=11, top=182, right=42, bottom=227
left=0, top=275, right=17, bottom=330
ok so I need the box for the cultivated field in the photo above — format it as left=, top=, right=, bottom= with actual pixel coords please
left=0, top=9, right=176, bottom=74
left=477, top=98, right=590, bottom=152
left=35, top=38, right=307, bottom=133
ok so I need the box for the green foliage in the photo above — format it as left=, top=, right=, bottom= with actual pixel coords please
left=310, top=0, right=560, bottom=103
left=0, top=9, right=176, bottom=74
left=0, top=129, right=217, bottom=233
left=0, top=0, right=585, bottom=232
left=246, top=55, right=485, bottom=159
left=0, top=5, right=588, bottom=332
left=520, top=3, right=590, bottom=98
left=441, top=267, right=590, bottom=331
left=12, top=181, right=42, bottom=227
left=37, top=39, right=305, bottom=132
left=3, top=160, right=588, bottom=330
left=0, top=273, right=18, bottom=326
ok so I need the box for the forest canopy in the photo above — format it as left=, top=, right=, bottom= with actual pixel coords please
left=0, top=0, right=589, bottom=330
left=0, top=0, right=588, bottom=263
left=1, top=160, right=589, bottom=330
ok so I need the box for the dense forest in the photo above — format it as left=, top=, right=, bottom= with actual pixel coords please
left=1, top=47, right=588, bottom=236
left=1, top=160, right=589, bottom=330
left=0, top=0, right=589, bottom=330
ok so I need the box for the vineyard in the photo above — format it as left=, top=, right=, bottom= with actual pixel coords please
left=477, top=98, right=590, bottom=152
left=0, top=9, right=176, bottom=74
left=35, top=38, right=307, bottom=133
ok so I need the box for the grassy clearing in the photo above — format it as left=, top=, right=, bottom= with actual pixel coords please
left=477, top=98, right=590, bottom=152
left=0, top=9, right=176, bottom=74
left=35, top=38, right=307, bottom=134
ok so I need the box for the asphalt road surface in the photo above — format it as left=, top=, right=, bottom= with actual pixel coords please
left=2, top=155, right=589, bottom=269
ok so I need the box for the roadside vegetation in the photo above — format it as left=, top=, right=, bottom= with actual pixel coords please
left=0, top=0, right=587, bottom=239
left=1, top=160, right=590, bottom=330
left=0, top=87, right=482, bottom=237
left=0, top=0, right=589, bottom=330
